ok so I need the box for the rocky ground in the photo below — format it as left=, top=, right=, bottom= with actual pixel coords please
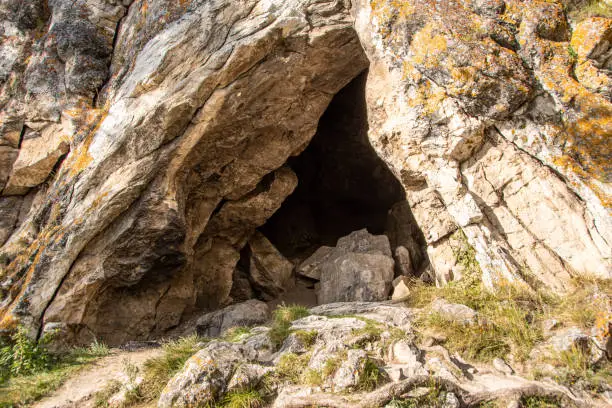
left=30, top=294, right=611, bottom=408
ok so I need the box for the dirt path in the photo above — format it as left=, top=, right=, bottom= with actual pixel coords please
left=33, top=347, right=163, bottom=408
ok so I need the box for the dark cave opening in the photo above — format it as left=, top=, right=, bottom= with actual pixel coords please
left=261, top=70, right=407, bottom=260
left=231, top=70, right=428, bottom=307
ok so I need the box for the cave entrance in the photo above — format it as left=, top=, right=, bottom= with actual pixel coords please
left=261, top=71, right=406, bottom=258
left=251, top=70, right=423, bottom=306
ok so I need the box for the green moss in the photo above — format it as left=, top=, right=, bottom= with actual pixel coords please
left=520, top=395, right=562, bottom=408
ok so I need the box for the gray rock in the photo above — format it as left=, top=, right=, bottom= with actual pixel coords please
left=158, top=341, right=245, bottom=408
left=317, top=252, right=394, bottom=304
left=332, top=349, right=368, bottom=392
left=248, top=231, right=294, bottom=299
left=431, top=298, right=478, bottom=324
left=194, top=300, right=270, bottom=338
left=391, top=276, right=411, bottom=301
left=336, top=229, right=393, bottom=257
left=442, top=392, right=460, bottom=408
left=296, top=246, right=335, bottom=280
left=549, top=327, right=589, bottom=352
left=310, top=302, right=414, bottom=331
left=492, top=357, right=514, bottom=375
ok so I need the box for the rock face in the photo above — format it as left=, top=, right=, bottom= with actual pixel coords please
left=0, top=0, right=610, bottom=344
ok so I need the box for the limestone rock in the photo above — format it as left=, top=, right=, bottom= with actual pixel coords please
left=391, top=276, right=411, bottom=301
left=296, top=246, right=335, bottom=280
left=331, top=349, right=368, bottom=392
left=192, top=300, right=270, bottom=338
left=0, top=0, right=610, bottom=347
left=318, top=252, right=395, bottom=304
left=158, top=341, right=244, bottom=408
left=431, top=298, right=478, bottom=325
left=299, top=229, right=395, bottom=304
left=549, top=327, right=590, bottom=353
left=247, top=231, right=293, bottom=299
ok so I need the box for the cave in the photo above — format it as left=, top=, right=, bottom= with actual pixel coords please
left=244, top=71, right=426, bottom=306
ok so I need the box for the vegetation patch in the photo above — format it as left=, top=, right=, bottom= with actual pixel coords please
left=0, top=327, right=110, bottom=408
left=136, top=335, right=203, bottom=403
left=563, top=0, right=612, bottom=22
left=273, top=352, right=311, bottom=384
left=520, top=395, right=563, bottom=408
left=293, top=330, right=317, bottom=347
left=356, top=359, right=384, bottom=391
left=218, top=389, right=264, bottom=408
left=222, top=327, right=252, bottom=343
left=268, top=305, right=310, bottom=349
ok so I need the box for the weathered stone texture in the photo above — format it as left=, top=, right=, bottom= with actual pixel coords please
left=0, top=0, right=609, bottom=343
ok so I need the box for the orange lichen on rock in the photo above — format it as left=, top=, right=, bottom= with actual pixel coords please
left=65, top=109, right=108, bottom=178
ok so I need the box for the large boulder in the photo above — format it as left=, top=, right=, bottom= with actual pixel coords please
left=190, top=300, right=270, bottom=338
left=298, top=229, right=395, bottom=304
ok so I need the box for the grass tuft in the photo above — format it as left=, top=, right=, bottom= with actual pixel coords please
left=222, top=327, right=252, bottom=343
left=137, top=335, right=203, bottom=401
left=219, top=389, right=264, bottom=408
left=268, top=305, right=310, bottom=349
left=356, top=359, right=383, bottom=391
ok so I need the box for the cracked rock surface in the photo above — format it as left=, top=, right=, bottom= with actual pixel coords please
left=0, top=0, right=609, bottom=345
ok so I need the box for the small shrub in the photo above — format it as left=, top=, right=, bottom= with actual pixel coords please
left=0, top=334, right=108, bottom=407
left=0, top=326, right=52, bottom=381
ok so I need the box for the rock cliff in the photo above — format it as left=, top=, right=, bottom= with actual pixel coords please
left=0, top=0, right=610, bottom=346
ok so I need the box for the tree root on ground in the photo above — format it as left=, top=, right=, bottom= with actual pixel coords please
left=274, top=375, right=594, bottom=408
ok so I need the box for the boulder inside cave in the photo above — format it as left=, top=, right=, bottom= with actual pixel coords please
left=235, top=71, right=427, bottom=306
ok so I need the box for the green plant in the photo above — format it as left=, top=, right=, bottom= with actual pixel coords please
left=0, top=335, right=109, bottom=407
left=385, top=379, right=445, bottom=407
left=351, top=318, right=383, bottom=347
left=567, top=44, right=578, bottom=60
left=322, top=355, right=343, bottom=379
left=274, top=352, right=311, bottom=384
left=94, top=380, right=122, bottom=407
left=219, top=389, right=264, bottom=408
left=520, top=395, right=561, bottom=408
left=268, top=305, right=310, bottom=349
left=0, top=326, right=52, bottom=381
left=294, top=330, right=317, bottom=347
left=357, top=359, right=383, bottom=391
left=302, top=368, right=323, bottom=386
left=223, top=327, right=252, bottom=343
left=137, top=335, right=203, bottom=401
